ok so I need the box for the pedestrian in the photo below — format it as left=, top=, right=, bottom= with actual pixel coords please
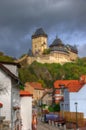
left=32, top=110, right=37, bottom=130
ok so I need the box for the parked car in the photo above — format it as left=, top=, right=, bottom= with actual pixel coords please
left=44, top=113, right=66, bottom=125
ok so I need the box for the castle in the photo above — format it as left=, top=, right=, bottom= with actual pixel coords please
left=17, top=28, right=78, bottom=65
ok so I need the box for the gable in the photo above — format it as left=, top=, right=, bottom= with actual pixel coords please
left=0, top=63, right=19, bottom=81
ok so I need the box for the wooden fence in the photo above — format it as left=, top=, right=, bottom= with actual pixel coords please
left=60, top=111, right=86, bottom=128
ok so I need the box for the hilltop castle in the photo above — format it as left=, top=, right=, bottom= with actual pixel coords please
left=17, top=28, right=78, bottom=65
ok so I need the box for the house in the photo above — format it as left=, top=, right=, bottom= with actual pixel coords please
left=24, top=82, right=44, bottom=105
left=0, top=62, right=21, bottom=129
left=20, top=90, right=33, bottom=130
left=54, top=75, right=86, bottom=118
left=40, top=89, right=52, bottom=106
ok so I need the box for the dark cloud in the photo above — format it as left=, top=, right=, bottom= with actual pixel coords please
left=0, top=0, right=86, bottom=58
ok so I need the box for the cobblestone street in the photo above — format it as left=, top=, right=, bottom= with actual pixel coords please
left=37, top=119, right=86, bottom=130
left=37, top=118, right=65, bottom=130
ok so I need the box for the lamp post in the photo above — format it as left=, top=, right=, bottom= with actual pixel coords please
left=74, top=102, right=78, bottom=130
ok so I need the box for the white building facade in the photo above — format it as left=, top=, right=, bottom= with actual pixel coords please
left=69, top=84, right=86, bottom=118
left=0, top=62, right=20, bottom=129
left=54, top=76, right=86, bottom=118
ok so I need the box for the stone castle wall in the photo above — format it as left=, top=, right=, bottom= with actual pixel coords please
left=26, top=51, right=77, bottom=65
left=32, top=36, right=48, bottom=55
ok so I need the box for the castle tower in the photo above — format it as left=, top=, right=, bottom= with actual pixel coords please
left=32, top=28, right=48, bottom=56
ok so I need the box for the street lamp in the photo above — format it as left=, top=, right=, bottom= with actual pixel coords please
left=74, top=102, right=78, bottom=130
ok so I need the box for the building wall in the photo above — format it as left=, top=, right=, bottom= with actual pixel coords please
left=24, top=83, right=44, bottom=101
left=69, top=84, right=86, bottom=118
left=11, top=81, right=20, bottom=128
left=20, top=96, right=32, bottom=130
left=32, top=36, right=47, bottom=55
left=55, top=88, right=70, bottom=111
left=42, top=94, right=52, bottom=105
left=24, top=83, right=34, bottom=94
left=34, top=89, right=44, bottom=101
left=69, top=51, right=78, bottom=61
left=0, top=66, right=20, bottom=129
left=0, top=69, right=11, bottom=121
left=27, top=51, right=73, bottom=65
left=62, top=89, right=70, bottom=111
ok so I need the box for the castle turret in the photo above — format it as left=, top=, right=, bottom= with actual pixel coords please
left=49, top=37, right=68, bottom=54
left=32, top=28, right=48, bottom=56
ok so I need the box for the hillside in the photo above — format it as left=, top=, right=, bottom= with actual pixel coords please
left=19, top=57, right=86, bottom=88
left=0, top=51, right=86, bottom=88
left=0, top=52, right=14, bottom=62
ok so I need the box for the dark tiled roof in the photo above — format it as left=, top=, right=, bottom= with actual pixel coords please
left=66, top=44, right=78, bottom=54
left=49, top=38, right=68, bottom=53
left=49, top=38, right=64, bottom=47
left=0, top=61, right=21, bottom=68
left=32, top=28, right=47, bottom=38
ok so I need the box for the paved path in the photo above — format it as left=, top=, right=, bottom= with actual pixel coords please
left=37, top=120, right=86, bottom=130
left=37, top=118, right=65, bottom=130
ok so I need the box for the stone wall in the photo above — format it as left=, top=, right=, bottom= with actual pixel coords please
left=26, top=51, right=76, bottom=65
left=32, top=36, right=47, bottom=55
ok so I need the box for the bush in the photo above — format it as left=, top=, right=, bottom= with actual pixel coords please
left=53, top=104, right=60, bottom=112
left=48, top=105, right=54, bottom=112
left=48, top=103, right=60, bottom=112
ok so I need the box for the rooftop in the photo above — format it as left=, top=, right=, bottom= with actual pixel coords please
left=32, top=28, right=47, bottom=38
left=54, top=79, right=85, bottom=92
left=50, top=37, right=64, bottom=47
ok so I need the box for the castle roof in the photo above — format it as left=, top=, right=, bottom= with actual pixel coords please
left=32, top=28, right=47, bottom=38
left=50, top=37, right=64, bottom=47
left=66, top=44, right=78, bottom=54
left=49, top=37, right=68, bottom=53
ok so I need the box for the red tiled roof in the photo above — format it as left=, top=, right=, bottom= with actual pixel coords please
left=54, top=80, right=84, bottom=92
left=29, top=82, right=44, bottom=90
left=20, top=90, right=33, bottom=96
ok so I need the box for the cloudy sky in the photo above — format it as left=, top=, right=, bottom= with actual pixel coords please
left=0, top=0, right=86, bottom=58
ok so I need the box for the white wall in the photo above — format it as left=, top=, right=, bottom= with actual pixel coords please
left=12, top=82, right=20, bottom=128
left=0, top=69, right=11, bottom=120
left=20, top=96, right=32, bottom=130
left=70, top=84, right=86, bottom=118
left=3, top=64, right=18, bottom=76
left=0, top=67, right=20, bottom=130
